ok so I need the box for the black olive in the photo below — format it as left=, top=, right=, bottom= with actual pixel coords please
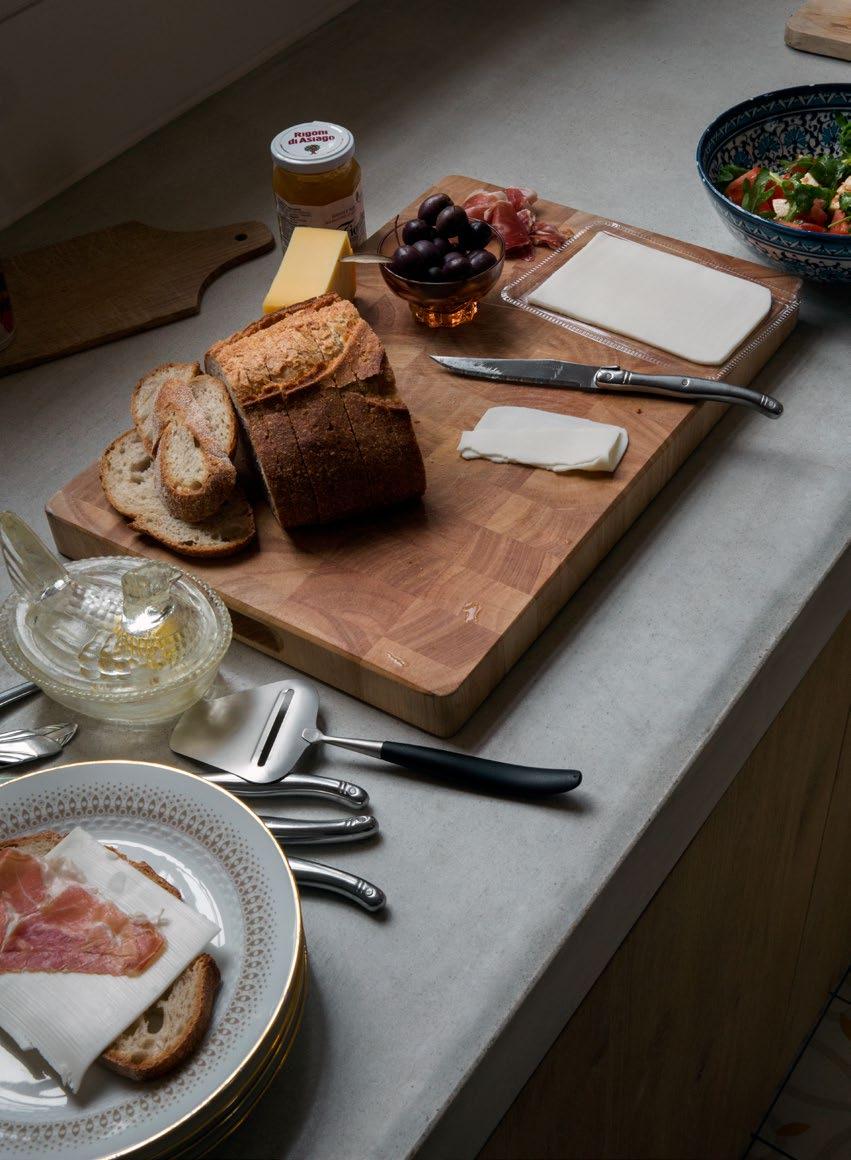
left=435, top=205, right=470, bottom=238
left=401, top=218, right=434, bottom=245
left=468, top=249, right=497, bottom=274
left=418, top=193, right=453, bottom=224
left=391, top=244, right=424, bottom=277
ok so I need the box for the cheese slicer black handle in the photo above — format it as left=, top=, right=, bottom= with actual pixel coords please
left=379, top=743, right=582, bottom=796
left=305, top=728, right=581, bottom=797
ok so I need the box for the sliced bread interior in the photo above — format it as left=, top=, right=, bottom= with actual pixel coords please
left=157, top=414, right=237, bottom=523
left=100, top=430, right=255, bottom=557
left=137, top=368, right=239, bottom=522
left=179, top=374, right=238, bottom=458
left=0, top=830, right=220, bottom=1083
left=132, top=362, right=200, bottom=453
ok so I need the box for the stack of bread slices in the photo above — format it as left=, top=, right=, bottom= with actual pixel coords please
left=100, top=293, right=426, bottom=556
left=100, top=363, right=256, bottom=557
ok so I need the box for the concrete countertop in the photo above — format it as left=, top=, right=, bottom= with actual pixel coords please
left=1, top=1, right=849, bottom=1157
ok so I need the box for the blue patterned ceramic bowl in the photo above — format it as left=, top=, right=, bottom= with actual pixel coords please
left=697, top=84, right=851, bottom=282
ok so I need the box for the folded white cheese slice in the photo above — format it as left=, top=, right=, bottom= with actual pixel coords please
left=527, top=232, right=772, bottom=366
left=0, top=828, right=219, bottom=1091
left=458, top=406, right=628, bottom=473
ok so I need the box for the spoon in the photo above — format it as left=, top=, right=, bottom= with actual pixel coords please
left=340, top=254, right=391, bottom=265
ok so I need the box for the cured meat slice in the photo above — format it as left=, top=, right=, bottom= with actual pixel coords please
left=462, top=185, right=569, bottom=255
left=462, top=189, right=508, bottom=219
left=504, top=186, right=538, bottom=211
left=530, top=220, right=569, bottom=249
left=489, top=201, right=534, bottom=255
left=0, top=849, right=165, bottom=976
left=0, top=850, right=47, bottom=916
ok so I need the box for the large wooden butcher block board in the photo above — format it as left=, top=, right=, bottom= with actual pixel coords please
left=47, top=177, right=800, bottom=736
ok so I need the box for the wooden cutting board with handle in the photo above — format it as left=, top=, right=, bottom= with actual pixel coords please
left=0, top=220, right=274, bottom=376
left=785, top=0, right=851, bottom=60
left=46, top=176, right=800, bottom=736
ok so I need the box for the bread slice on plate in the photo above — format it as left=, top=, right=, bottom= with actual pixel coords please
left=100, top=429, right=255, bottom=557
left=0, top=830, right=220, bottom=1082
left=132, top=362, right=200, bottom=453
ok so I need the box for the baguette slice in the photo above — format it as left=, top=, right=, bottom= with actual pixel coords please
left=137, top=369, right=239, bottom=522
left=100, top=429, right=255, bottom=557
left=0, top=830, right=220, bottom=1083
left=157, top=413, right=238, bottom=523
left=132, top=362, right=200, bottom=453
left=169, top=374, right=238, bottom=459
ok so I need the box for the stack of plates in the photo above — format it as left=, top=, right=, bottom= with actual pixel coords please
left=0, top=760, right=306, bottom=1160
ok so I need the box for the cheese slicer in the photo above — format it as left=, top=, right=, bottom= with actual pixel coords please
left=170, top=677, right=582, bottom=797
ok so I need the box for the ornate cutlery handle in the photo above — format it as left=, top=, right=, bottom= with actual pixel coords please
left=259, top=813, right=378, bottom=844
left=287, top=856, right=386, bottom=912
left=204, top=770, right=369, bottom=808
left=0, top=724, right=75, bottom=745
left=0, top=740, right=58, bottom=766
left=595, top=368, right=783, bottom=418
left=0, top=681, right=39, bottom=710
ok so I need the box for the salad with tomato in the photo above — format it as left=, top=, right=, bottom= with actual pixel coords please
left=716, top=114, right=851, bottom=234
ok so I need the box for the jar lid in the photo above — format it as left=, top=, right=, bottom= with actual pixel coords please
left=271, top=121, right=356, bottom=174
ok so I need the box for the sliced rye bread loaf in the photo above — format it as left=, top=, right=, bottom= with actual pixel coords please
left=100, top=429, right=255, bottom=557
left=0, top=830, right=220, bottom=1083
left=205, top=294, right=426, bottom=528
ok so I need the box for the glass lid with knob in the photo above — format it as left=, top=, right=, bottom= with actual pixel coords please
left=0, top=512, right=232, bottom=724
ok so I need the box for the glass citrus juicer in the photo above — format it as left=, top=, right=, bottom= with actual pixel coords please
left=0, top=512, right=231, bottom=725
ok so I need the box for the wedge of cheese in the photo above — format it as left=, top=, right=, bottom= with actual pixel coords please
left=263, top=226, right=356, bottom=313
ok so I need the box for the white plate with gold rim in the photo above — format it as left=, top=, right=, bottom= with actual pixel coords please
left=0, top=760, right=303, bottom=1160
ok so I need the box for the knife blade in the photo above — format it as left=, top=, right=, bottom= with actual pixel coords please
left=430, top=356, right=783, bottom=418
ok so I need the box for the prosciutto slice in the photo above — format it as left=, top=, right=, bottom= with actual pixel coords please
left=462, top=185, right=569, bottom=256
left=0, top=848, right=165, bottom=976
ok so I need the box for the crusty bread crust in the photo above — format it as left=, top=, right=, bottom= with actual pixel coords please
left=0, top=830, right=220, bottom=1083
left=102, top=953, right=220, bottom=1080
left=240, top=397, right=319, bottom=528
left=205, top=294, right=426, bottom=528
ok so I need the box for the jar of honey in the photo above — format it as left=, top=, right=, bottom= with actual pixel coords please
left=271, top=121, right=366, bottom=251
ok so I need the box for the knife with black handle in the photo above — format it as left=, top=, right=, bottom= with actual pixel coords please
left=431, top=357, right=783, bottom=418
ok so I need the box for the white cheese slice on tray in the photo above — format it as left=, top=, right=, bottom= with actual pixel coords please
left=0, top=827, right=219, bottom=1091
left=527, top=232, right=772, bottom=366
left=459, top=406, right=628, bottom=473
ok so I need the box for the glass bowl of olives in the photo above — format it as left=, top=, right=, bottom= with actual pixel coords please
left=379, top=192, right=505, bottom=327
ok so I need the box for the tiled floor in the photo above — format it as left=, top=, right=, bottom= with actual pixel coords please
left=745, top=968, right=851, bottom=1160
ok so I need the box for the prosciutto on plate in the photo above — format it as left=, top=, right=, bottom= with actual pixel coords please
left=462, top=186, right=569, bottom=257
left=0, top=848, right=165, bottom=976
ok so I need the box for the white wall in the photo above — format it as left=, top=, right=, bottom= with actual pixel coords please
left=0, top=0, right=356, bottom=229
